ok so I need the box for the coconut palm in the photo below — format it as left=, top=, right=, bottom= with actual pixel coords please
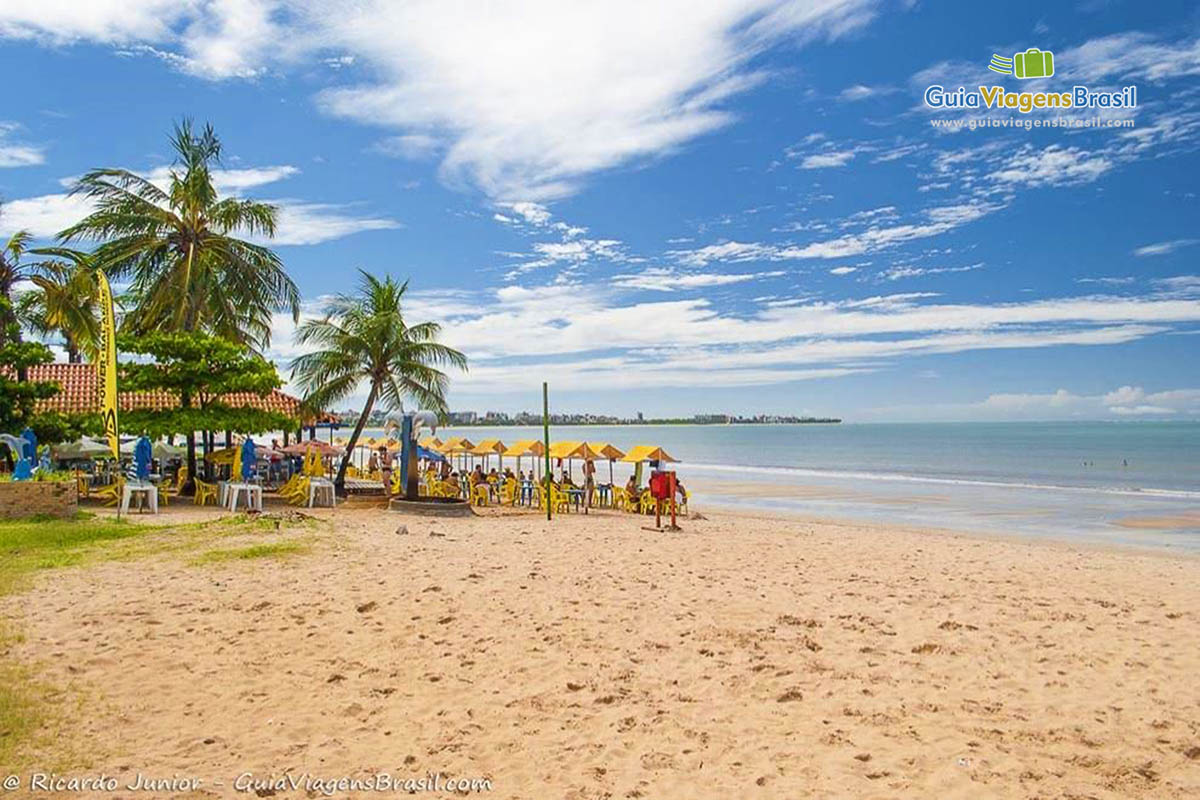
left=0, top=227, right=33, bottom=345
left=17, top=248, right=102, bottom=363
left=58, top=119, right=299, bottom=349
left=290, top=270, right=467, bottom=494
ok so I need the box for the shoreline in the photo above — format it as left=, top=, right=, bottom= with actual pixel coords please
left=689, top=501, right=1200, bottom=561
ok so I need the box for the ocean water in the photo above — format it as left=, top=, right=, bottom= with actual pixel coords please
left=356, top=422, right=1200, bottom=550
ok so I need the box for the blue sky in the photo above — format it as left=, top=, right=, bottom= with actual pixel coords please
left=1, top=0, right=1198, bottom=420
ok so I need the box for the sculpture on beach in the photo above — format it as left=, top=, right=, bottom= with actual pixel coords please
left=384, top=410, right=439, bottom=499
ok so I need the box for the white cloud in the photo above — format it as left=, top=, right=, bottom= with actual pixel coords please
left=0, top=193, right=92, bottom=238
left=1133, top=238, right=1198, bottom=257
left=0, top=0, right=885, bottom=200
left=799, top=149, right=857, bottom=169
left=674, top=200, right=999, bottom=264
left=499, top=201, right=552, bottom=226
left=871, top=384, right=1200, bottom=421
left=987, top=145, right=1113, bottom=188
left=0, top=122, right=45, bottom=167
left=878, top=262, right=982, bottom=281
left=1108, top=404, right=1175, bottom=415
left=838, top=84, right=895, bottom=101
left=1101, top=385, right=1144, bottom=406
left=1153, top=275, right=1200, bottom=295
left=263, top=276, right=1200, bottom=396
left=982, top=388, right=1080, bottom=411
left=267, top=202, right=400, bottom=245
left=612, top=268, right=784, bottom=292
left=1057, top=32, right=1200, bottom=83
left=829, top=266, right=857, bottom=275
left=0, top=1, right=184, bottom=46
left=373, top=134, right=440, bottom=160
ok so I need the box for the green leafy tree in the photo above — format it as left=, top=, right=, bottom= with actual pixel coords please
left=119, top=332, right=297, bottom=491
left=17, top=248, right=102, bottom=363
left=0, top=299, right=57, bottom=438
left=0, top=298, right=98, bottom=460
left=290, top=271, right=467, bottom=494
left=59, top=119, right=299, bottom=349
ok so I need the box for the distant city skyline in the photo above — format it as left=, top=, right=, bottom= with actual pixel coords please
left=337, top=408, right=840, bottom=427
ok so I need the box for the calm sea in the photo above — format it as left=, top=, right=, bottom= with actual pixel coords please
left=356, top=422, right=1200, bottom=550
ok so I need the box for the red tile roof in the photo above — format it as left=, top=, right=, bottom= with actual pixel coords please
left=23, top=363, right=335, bottom=425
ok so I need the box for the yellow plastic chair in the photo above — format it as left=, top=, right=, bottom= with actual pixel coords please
left=287, top=477, right=313, bottom=506
left=277, top=475, right=309, bottom=505
left=194, top=479, right=219, bottom=506
left=96, top=476, right=125, bottom=507
left=638, top=489, right=657, bottom=515
left=75, top=473, right=90, bottom=499
left=549, top=485, right=571, bottom=514
left=501, top=478, right=518, bottom=506
left=471, top=483, right=490, bottom=507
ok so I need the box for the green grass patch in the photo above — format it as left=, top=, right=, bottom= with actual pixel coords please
left=0, top=624, right=41, bottom=769
left=0, top=511, right=317, bottom=767
left=0, top=514, right=150, bottom=598
left=189, top=540, right=310, bottom=565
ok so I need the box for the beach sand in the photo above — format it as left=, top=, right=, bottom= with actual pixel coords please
left=4, top=503, right=1200, bottom=798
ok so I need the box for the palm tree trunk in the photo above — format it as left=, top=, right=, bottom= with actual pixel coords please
left=335, top=380, right=379, bottom=495
left=181, top=389, right=196, bottom=495
left=184, top=432, right=197, bottom=495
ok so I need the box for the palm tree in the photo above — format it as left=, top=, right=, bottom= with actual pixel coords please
left=58, top=119, right=299, bottom=349
left=0, top=227, right=33, bottom=346
left=290, top=270, right=467, bottom=494
left=17, top=248, right=102, bottom=363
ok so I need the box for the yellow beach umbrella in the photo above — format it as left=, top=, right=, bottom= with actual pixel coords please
left=583, top=442, right=625, bottom=483
left=440, top=437, right=476, bottom=471
left=548, top=441, right=592, bottom=481
left=619, top=445, right=678, bottom=463
left=547, top=440, right=584, bottom=459
left=503, top=440, right=546, bottom=477
left=419, top=436, right=443, bottom=452
left=470, top=439, right=507, bottom=473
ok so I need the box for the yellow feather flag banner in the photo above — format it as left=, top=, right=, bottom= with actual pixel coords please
left=96, top=271, right=120, bottom=459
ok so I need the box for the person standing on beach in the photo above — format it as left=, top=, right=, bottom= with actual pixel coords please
left=583, top=458, right=596, bottom=506
left=378, top=446, right=392, bottom=495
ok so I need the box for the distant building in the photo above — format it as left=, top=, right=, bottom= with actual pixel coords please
left=636, top=411, right=644, bottom=422
left=448, top=410, right=478, bottom=424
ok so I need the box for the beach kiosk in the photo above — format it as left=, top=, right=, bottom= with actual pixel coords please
left=620, top=445, right=681, bottom=530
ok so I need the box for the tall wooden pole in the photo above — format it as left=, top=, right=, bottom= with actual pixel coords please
left=543, top=382, right=552, bottom=521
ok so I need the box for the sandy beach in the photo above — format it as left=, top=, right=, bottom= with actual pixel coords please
left=3, top=503, right=1199, bottom=799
